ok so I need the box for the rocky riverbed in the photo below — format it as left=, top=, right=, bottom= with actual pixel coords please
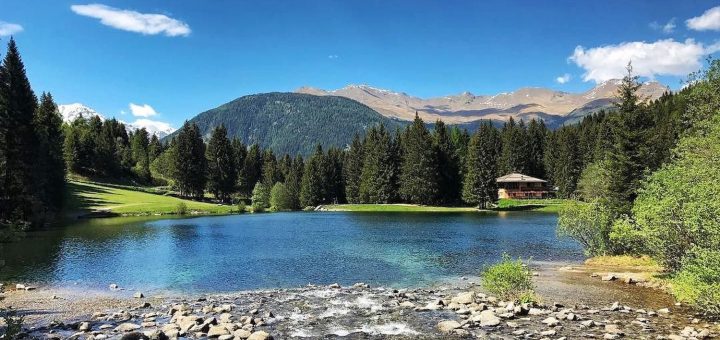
left=1, top=264, right=718, bottom=339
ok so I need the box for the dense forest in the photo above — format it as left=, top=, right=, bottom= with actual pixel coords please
left=173, top=92, right=407, bottom=156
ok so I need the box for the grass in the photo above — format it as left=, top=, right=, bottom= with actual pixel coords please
left=495, top=198, right=571, bottom=213
left=322, top=204, right=479, bottom=212
left=66, top=180, right=237, bottom=217
left=585, top=255, right=662, bottom=271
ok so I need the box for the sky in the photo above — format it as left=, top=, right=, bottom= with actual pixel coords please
left=2, top=0, right=720, bottom=130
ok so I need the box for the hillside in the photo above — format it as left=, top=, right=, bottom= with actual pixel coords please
left=296, top=80, right=669, bottom=126
left=173, top=92, right=406, bottom=156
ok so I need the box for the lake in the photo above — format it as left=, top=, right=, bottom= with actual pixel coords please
left=0, top=212, right=583, bottom=293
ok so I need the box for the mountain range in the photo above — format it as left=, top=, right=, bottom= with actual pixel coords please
left=296, top=80, right=669, bottom=126
left=58, top=103, right=177, bottom=138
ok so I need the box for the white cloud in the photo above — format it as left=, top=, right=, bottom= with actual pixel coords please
left=127, top=119, right=176, bottom=137
left=0, top=21, right=23, bottom=36
left=555, top=73, right=571, bottom=84
left=328, top=54, right=339, bottom=59
left=569, top=39, right=720, bottom=83
left=650, top=18, right=676, bottom=34
left=687, top=6, right=720, bottom=31
left=129, top=103, right=158, bottom=117
left=70, top=4, right=190, bottom=37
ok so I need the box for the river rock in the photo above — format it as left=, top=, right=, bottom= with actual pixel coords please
left=542, top=317, right=560, bottom=327
left=115, top=323, right=142, bottom=332
left=605, top=324, right=624, bottom=335
left=657, top=308, right=670, bottom=314
left=207, top=325, right=230, bottom=337
left=477, top=310, right=501, bottom=327
left=120, top=333, right=149, bottom=340
left=541, top=329, right=557, bottom=336
left=78, top=322, right=91, bottom=332
left=134, top=292, right=144, bottom=298
left=234, top=329, right=252, bottom=339
left=437, top=320, right=461, bottom=333
left=451, top=291, right=475, bottom=305
left=247, top=331, right=273, bottom=340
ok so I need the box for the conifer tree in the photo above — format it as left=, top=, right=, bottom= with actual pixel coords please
left=324, top=147, right=345, bottom=204
left=130, top=128, right=151, bottom=182
left=148, top=134, right=163, bottom=163
left=462, top=122, right=501, bottom=208
left=498, top=117, right=530, bottom=175
left=32, top=93, right=65, bottom=214
left=239, top=143, right=262, bottom=196
left=172, top=121, right=207, bottom=198
left=0, top=38, right=38, bottom=221
left=399, top=115, right=439, bottom=204
left=359, top=124, right=398, bottom=203
left=433, top=120, right=461, bottom=204
left=343, top=134, right=364, bottom=203
left=206, top=125, right=237, bottom=202
left=261, top=150, right=282, bottom=187
left=300, top=145, right=325, bottom=207
left=284, top=156, right=304, bottom=209
left=526, top=119, right=547, bottom=179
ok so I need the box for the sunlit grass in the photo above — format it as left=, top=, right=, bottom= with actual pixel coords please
left=495, top=198, right=571, bottom=213
left=323, top=204, right=478, bottom=212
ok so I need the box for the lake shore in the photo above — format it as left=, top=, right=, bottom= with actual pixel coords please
left=2, top=262, right=716, bottom=339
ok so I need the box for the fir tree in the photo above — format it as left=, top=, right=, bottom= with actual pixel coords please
left=462, top=122, right=501, bottom=208
left=399, top=115, right=439, bottom=204
left=32, top=92, right=65, bottom=215
left=359, top=124, right=398, bottom=203
left=0, top=38, right=38, bottom=221
left=498, top=117, right=530, bottom=175
left=206, top=125, right=237, bottom=202
left=433, top=120, right=461, bottom=204
left=239, top=143, right=262, bottom=196
left=526, top=119, right=547, bottom=179
left=343, top=134, right=364, bottom=203
left=172, top=121, right=207, bottom=198
left=300, top=145, right=325, bottom=207
left=130, top=128, right=151, bottom=182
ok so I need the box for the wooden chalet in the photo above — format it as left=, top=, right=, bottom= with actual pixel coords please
left=496, top=173, right=554, bottom=199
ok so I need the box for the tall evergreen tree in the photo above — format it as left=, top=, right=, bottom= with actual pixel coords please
left=551, top=126, right=581, bottom=198
left=32, top=92, right=65, bottom=215
left=324, top=147, right=345, bottom=204
left=399, top=115, right=439, bottom=204
left=239, top=143, right=262, bottom=196
left=300, top=144, right=325, bottom=207
left=343, top=134, right=364, bottom=204
left=206, top=125, right=237, bottom=202
left=130, top=128, right=151, bottom=182
left=261, top=150, right=282, bottom=187
left=359, top=124, right=398, bottom=203
left=498, top=117, right=529, bottom=175
left=284, top=156, right=304, bottom=209
left=433, top=120, right=461, bottom=204
left=526, top=119, right=547, bottom=179
left=0, top=38, right=38, bottom=221
left=172, top=121, right=207, bottom=198
left=462, top=122, right=501, bottom=208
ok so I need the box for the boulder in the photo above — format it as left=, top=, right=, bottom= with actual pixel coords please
left=451, top=291, right=475, bottom=305
left=477, top=310, right=501, bottom=327
left=207, top=325, right=230, bottom=337
left=115, top=323, right=142, bottom=333
left=120, top=333, right=149, bottom=340
left=542, top=317, right=560, bottom=327
left=234, top=329, right=252, bottom=339
left=247, top=331, right=273, bottom=340
left=78, top=322, right=91, bottom=332
left=437, top=320, right=461, bottom=333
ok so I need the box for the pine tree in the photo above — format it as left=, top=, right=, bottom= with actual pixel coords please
left=284, top=156, right=304, bottom=209
left=359, top=124, right=398, bottom=203
left=552, top=126, right=581, bottom=198
left=0, top=38, right=38, bottom=221
left=324, top=147, right=345, bottom=204
left=300, top=145, right=325, bottom=207
left=526, top=119, right=547, bottom=179
left=605, top=63, right=651, bottom=213
left=399, top=115, right=439, bottom=204
left=206, top=125, right=237, bottom=202
left=433, top=120, right=461, bottom=204
left=239, top=143, right=262, bottom=196
left=498, top=117, right=530, bottom=175
left=31, top=92, right=65, bottom=215
left=148, top=134, right=163, bottom=163
left=130, top=128, right=151, bottom=182
left=172, top=121, right=207, bottom=198
left=261, top=150, right=282, bottom=187
left=462, top=122, right=501, bottom=208
left=343, top=134, right=364, bottom=203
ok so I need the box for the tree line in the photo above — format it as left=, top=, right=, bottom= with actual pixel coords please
left=0, top=38, right=65, bottom=232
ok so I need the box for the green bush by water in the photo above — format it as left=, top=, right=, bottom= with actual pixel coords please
left=482, top=255, right=536, bottom=303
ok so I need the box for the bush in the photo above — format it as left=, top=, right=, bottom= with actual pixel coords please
left=671, top=248, right=720, bottom=316
left=608, top=216, right=646, bottom=255
left=482, top=254, right=536, bottom=302
left=557, top=200, right=614, bottom=256
left=1, top=307, right=24, bottom=339
left=175, top=202, right=188, bottom=215
left=236, top=200, right=246, bottom=213
left=270, top=182, right=294, bottom=211
left=251, top=182, right=270, bottom=213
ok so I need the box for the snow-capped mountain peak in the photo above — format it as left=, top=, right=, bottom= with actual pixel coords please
left=58, top=103, right=105, bottom=122
left=58, top=103, right=176, bottom=139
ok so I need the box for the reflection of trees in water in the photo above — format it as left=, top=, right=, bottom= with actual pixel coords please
left=0, top=217, right=164, bottom=282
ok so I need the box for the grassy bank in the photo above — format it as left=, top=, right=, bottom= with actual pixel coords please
left=66, top=181, right=237, bottom=217
left=321, top=204, right=479, bottom=212
left=495, top=198, right=570, bottom=213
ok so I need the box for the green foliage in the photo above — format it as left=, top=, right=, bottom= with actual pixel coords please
left=498, top=118, right=530, bottom=175
left=0, top=307, right=24, bottom=339
left=359, top=124, right=398, bottom=203
left=462, top=122, right=500, bottom=208
left=175, top=202, right=188, bottom=215
left=433, top=120, right=462, bottom=204
left=399, top=115, right=439, bottom=204
left=671, top=248, right=720, bottom=316
left=576, top=159, right=612, bottom=203
left=482, top=255, right=536, bottom=302
left=608, top=216, right=645, bottom=255
left=270, top=182, right=293, bottom=211
left=174, top=92, right=406, bottom=156
left=343, top=134, right=364, bottom=203
left=206, top=125, right=237, bottom=202
left=557, top=200, right=614, bottom=256
left=236, top=200, right=246, bottom=213
left=251, top=182, right=270, bottom=212
left=171, top=122, right=207, bottom=198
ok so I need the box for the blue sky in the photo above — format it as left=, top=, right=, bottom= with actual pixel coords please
left=2, top=0, right=720, bottom=130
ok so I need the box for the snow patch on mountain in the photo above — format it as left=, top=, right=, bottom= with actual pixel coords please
left=58, top=103, right=176, bottom=138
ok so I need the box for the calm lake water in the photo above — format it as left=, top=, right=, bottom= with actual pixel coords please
left=0, top=212, right=583, bottom=293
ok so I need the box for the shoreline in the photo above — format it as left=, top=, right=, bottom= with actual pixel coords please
left=2, top=262, right=717, bottom=339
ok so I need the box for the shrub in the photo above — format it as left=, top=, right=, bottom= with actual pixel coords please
left=175, top=202, right=188, bottom=215
left=557, top=200, right=614, bottom=256
left=237, top=200, right=247, bottom=213
left=608, top=216, right=646, bottom=255
left=482, top=254, right=535, bottom=302
left=251, top=182, right=270, bottom=213
left=1, top=307, right=24, bottom=339
left=671, top=248, right=720, bottom=316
